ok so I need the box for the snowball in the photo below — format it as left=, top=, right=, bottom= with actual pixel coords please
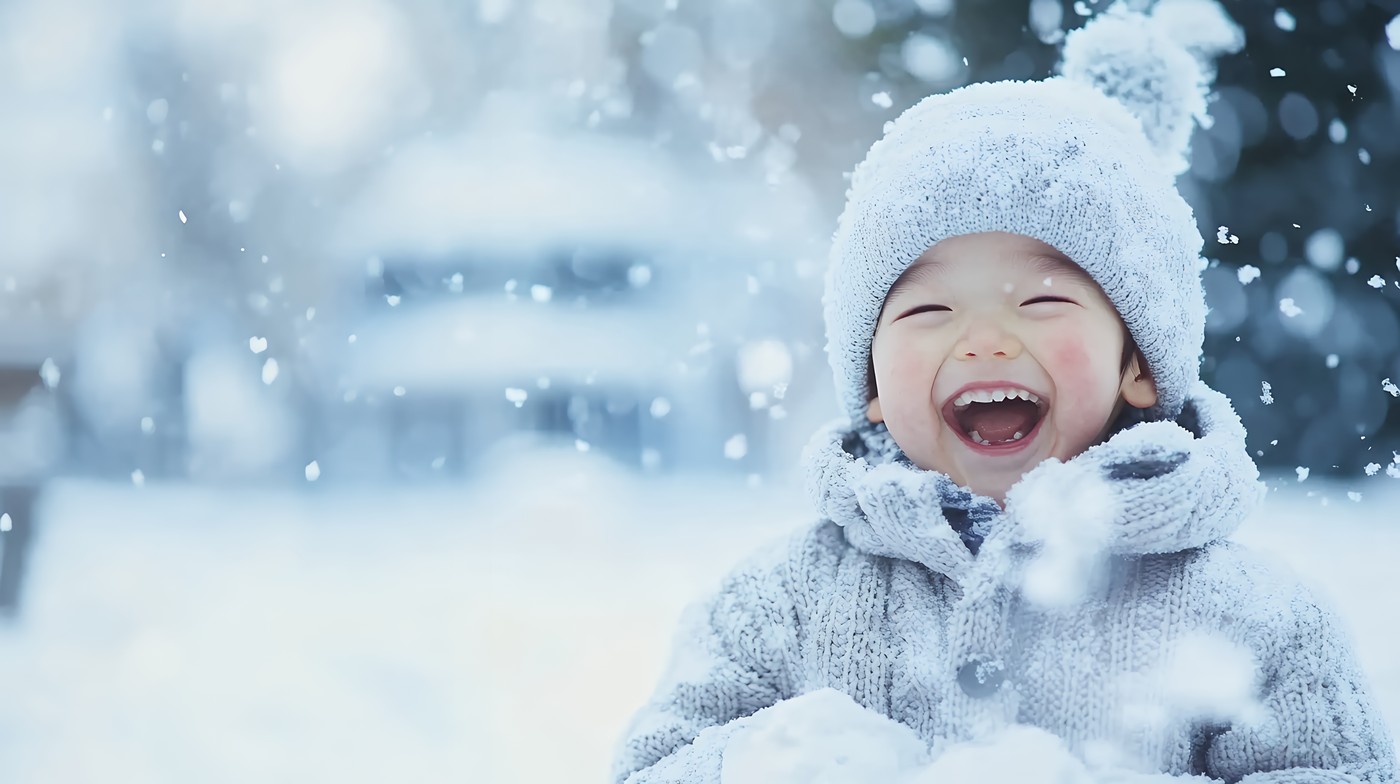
left=911, top=725, right=1094, bottom=784
left=1365, top=463, right=1381, bottom=476
left=721, top=689, right=930, bottom=784
left=249, top=336, right=268, bottom=354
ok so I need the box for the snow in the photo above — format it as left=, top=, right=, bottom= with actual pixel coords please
left=1382, top=378, right=1399, bottom=397
left=0, top=513, right=10, bottom=532
left=832, top=0, right=876, bottom=39
left=1388, top=15, right=1400, bottom=50
left=1274, top=9, right=1296, bottom=32
left=1370, top=276, right=1387, bottom=289
left=1278, top=298, right=1302, bottom=317
left=178, top=209, right=187, bottom=224
left=1236, top=264, right=1260, bottom=285
left=249, top=336, right=268, bottom=354
left=724, top=433, right=749, bottom=460
left=1269, top=68, right=1285, bottom=78
left=1215, top=226, right=1238, bottom=244
left=1296, top=466, right=1309, bottom=482
left=261, top=357, right=279, bottom=385
left=38, top=357, right=60, bottom=388
left=1, top=460, right=1399, bottom=783
left=304, top=460, right=321, bottom=481
left=1259, top=381, right=1273, bottom=404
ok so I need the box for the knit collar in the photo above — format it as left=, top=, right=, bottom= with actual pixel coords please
left=801, top=381, right=1264, bottom=584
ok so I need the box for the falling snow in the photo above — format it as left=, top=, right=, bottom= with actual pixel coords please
left=1237, top=265, right=1260, bottom=285
left=1278, top=298, right=1302, bottom=318
left=1382, top=378, right=1400, bottom=397
left=1216, top=226, right=1239, bottom=244
left=1369, top=275, right=1386, bottom=289
left=724, top=434, right=748, bottom=460
left=1295, top=466, right=1309, bottom=482
left=1259, top=381, right=1273, bottom=405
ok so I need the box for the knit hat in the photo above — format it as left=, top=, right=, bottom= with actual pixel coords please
left=823, top=0, right=1244, bottom=424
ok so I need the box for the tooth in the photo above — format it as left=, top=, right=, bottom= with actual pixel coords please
left=955, top=393, right=971, bottom=407
left=992, top=390, right=1007, bottom=402
left=1012, top=431, right=1024, bottom=440
left=1026, top=392, right=1040, bottom=404
left=969, top=430, right=984, bottom=444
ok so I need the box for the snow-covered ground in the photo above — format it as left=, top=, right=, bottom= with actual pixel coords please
left=0, top=446, right=1395, bottom=784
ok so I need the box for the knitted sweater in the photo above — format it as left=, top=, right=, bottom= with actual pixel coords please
left=612, top=382, right=1397, bottom=783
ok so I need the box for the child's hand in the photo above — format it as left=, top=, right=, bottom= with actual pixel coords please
left=720, top=688, right=931, bottom=784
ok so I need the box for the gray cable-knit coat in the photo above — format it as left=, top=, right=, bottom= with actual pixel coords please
left=612, top=383, right=1397, bottom=783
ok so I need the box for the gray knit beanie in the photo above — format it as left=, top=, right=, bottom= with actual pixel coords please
left=824, top=0, right=1244, bottom=425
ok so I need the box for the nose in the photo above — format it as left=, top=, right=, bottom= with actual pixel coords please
left=953, top=320, right=1022, bottom=360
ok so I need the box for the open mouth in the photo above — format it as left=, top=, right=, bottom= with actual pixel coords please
left=942, top=385, right=1049, bottom=451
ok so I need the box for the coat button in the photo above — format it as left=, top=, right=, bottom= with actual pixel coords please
left=957, top=657, right=1005, bottom=699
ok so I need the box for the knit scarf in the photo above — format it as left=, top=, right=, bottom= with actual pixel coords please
left=801, top=381, right=1265, bottom=587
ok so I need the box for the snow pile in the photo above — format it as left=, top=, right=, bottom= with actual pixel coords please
left=721, top=689, right=1217, bottom=784
left=721, top=689, right=931, bottom=784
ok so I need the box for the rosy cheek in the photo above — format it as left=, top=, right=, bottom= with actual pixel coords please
left=1045, top=337, right=1111, bottom=423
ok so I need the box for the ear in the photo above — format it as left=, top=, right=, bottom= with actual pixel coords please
left=866, top=396, right=885, bottom=424
left=1120, top=350, right=1158, bottom=410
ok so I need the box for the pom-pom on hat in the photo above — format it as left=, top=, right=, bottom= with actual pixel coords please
left=823, top=0, right=1243, bottom=425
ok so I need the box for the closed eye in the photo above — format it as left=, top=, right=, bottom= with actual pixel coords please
left=894, top=304, right=952, bottom=320
left=1020, top=295, right=1078, bottom=307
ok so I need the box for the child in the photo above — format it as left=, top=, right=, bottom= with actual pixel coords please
left=612, top=2, right=1397, bottom=782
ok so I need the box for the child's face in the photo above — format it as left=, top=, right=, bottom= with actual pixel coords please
left=867, top=232, right=1158, bottom=503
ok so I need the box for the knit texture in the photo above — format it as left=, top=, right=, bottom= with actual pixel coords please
left=611, top=383, right=1397, bottom=783
left=824, top=0, right=1243, bottom=423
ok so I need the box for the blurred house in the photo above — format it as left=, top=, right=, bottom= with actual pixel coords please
left=312, top=125, right=825, bottom=478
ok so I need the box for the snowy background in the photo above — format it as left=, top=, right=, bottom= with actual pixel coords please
left=1, top=0, right=1399, bottom=781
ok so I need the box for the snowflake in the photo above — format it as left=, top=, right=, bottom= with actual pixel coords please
left=1369, top=275, right=1386, bottom=289
left=1278, top=298, right=1303, bottom=318
left=1383, top=378, right=1400, bottom=397
left=1259, top=382, right=1273, bottom=405
left=1365, top=463, right=1381, bottom=476
left=1295, top=467, right=1310, bottom=482
left=1215, top=226, right=1239, bottom=245
left=1236, top=265, right=1260, bottom=285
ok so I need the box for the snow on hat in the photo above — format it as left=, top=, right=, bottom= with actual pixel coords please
left=823, top=0, right=1244, bottom=424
